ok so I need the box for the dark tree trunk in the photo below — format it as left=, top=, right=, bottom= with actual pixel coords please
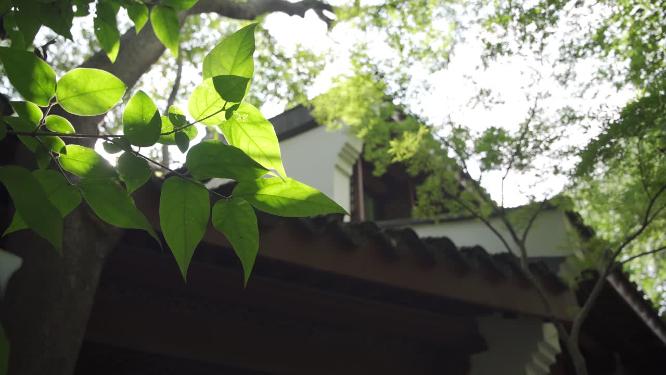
left=1, top=209, right=121, bottom=375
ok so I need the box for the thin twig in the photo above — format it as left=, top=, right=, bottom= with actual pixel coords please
left=160, top=102, right=228, bottom=136
left=620, top=245, right=666, bottom=265
left=131, top=149, right=229, bottom=200
left=8, top=130, right=123, bottom=139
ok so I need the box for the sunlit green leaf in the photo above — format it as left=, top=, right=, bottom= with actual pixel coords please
left=94, top=1, right=120, bottom=62
left=4, top=170, right=81, bottom=236
left=10, top=101, right=42, bottom=124
left=234, top=177, right=347, bottom=217
left=161, top=0, right=198, bottom=11
left=56, top=68, right=126, bottom=116
left=150, top=5, right=179, bottom=57
left=188, top=78, right=227, bottom=125
left=186, top=140, right=267, bottom=181
left=212, top=197, right=258, bottom=286
left=59, top=144, right=116, bottom=178
left=219, top=103, right=286, bottom=176
left=203, top=23, right=256, bottom=79
left=123, top=90, right=161, bottom=146
left=0, top=47, right=56, bottom=106
left=126, top=1, right=149, bottom=32
left=117, top=152, right=151, bottom=193
left=0, top=166, right=62, bottom=251
left=80, top=178, right=158, bottom=242
left=44, top=115, right=75, bottom=134
left=160, top=176, right=210, bottom=280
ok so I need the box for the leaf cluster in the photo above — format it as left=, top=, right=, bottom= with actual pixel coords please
left=0, top=24, right=346, bottom=288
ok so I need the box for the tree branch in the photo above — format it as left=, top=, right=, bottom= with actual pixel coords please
left=62, top=0, right=333, bottom=140
left=189, top=0, right=335, bottom=27
left=620, top=245, right=666, bottom=265
left=162, top=45, right=184, bottom=166
left=568, top=181, right=666, bottom=373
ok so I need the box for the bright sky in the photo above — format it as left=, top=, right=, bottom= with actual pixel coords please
left=259, top=5, right=634, bottom=207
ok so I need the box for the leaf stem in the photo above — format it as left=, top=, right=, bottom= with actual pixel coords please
left=160, top=102, right=228, bottom=136
left=8, top=130, right=124, bottom=139
left=130, top=149, right=229, bottom=200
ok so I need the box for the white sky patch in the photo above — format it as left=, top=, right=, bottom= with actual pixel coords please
left=259, top=6, right=635, bottom=207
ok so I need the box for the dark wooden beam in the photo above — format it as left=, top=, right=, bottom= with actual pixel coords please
left=84, top=246, right=480, bottom=374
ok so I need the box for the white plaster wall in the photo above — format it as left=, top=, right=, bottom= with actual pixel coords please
left=407, top=209, right=577, bottom=257
left=280, top=126, right=362, bottom=214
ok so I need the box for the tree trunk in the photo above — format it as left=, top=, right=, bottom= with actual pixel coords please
left=1, top=209, right=121, bottom=375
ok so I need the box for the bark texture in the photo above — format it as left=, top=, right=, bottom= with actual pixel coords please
left=1, top=209, right=121, bottom=375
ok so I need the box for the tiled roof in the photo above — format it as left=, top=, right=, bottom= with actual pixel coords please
left=268, top=104, right=319, bottom=140
left=284, top=214, right=569, bottom=294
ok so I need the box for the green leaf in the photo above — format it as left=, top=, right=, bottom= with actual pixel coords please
left=4, top=170, right=81, bottom=236
left=117, top=152, right=151, bottom=193
left=10, top=101, right=42, bottom=125
left=186, top=140, right=268, bottom=181
left=80, top=178, right=158, bottom=242
left=0, top=122, right=6, bottom=141
left=126, top=1, right=149, bottom=32
left=0, top=47, right=56, bottom=106
left=73, top=0, right=91, bottom=16
left=175, top=131, right=189, bottom=153
left=219, top=103, right=286, bottom=177
left=34, top=145, right=51, bottom=169
left=150, top=5, right=179, bottom=57
left=234, top=177, right=347, bottom=217
left=188, top=78, right=227, bottom=125
left=14, top=9, right=40, bottom=45
left=56, top=68, right=126, bottom=116
left=38, top=136, right=66, bottom=154
left=0, top=166, right=62, bottom=250
left=203, top=23, right=256, bottom=79
left=167, top=104, right=188, bottom=126
left=224, top=103, right=240, bottom=120
left=158, top=115, right=197, bottom=144
left=3, top=116, right=38, bottom=151
left=212, top=75, right=250, bottom=103
left=2, top=14, right=22, bottom=49
left=159, top=176, right=210, bottom=280
left=122, top=90, right=161, bottom=146
left=212, top=197, right=258, bottom=286
left=0, top=321, right=8, bottom=375
left=44, top=115, right=75, bottom=134
left=94, top=1, right=120, bottom=62
left=59, top=145, right=116, bottom=178
left=161, top=0, right=198, bottom=11
left=102, top=137, right=131, bottom=154
left=38, top=1, right=74, bottom=39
